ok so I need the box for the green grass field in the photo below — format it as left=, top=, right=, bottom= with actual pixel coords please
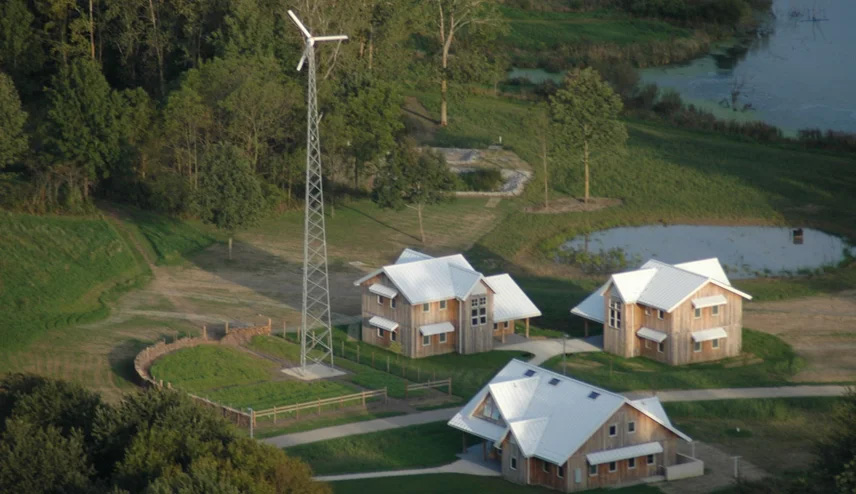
left=545, top=329, right=803, bottom=391
left=286, top=421, right=461, bottom=475
left=665, top=397, right=842, bottom=475
left=330, top=474, right=663, bottom=494
left=150, top=345, right=357, bottom=410
left=0, top=211, right=148, bottom=354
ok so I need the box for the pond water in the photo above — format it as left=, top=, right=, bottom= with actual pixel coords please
left=560, top=225, right=855, bottom=278
left=640, top=0, right=856, bottom=134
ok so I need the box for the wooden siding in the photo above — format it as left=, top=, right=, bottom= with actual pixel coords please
left=564, top=403, right=679, bottom=492
left=459, top=281, right=496, bottom=355
left=359, top=273, right=412, bottom=354
left=502, top=438, right=527, bottom=485
left=528, top=457, right=567, bottom=492
left=410, top=298, right=459, bottom=358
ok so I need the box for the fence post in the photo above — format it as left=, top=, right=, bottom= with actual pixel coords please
left=267, top=318, right=272, bottom=331
left=361, top=391, right=366, bottom=408
left=225, top=321, right=229, bottom=334
left=248, top=408, right=254, bottom=438
left=317, top=398, right=321, bottom=416
left=202, top=325, right=207, bottom=340
left=274, top=405, right=277, bottom=424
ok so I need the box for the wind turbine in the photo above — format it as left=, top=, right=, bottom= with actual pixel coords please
left=288, top=9, right=347, bottom=373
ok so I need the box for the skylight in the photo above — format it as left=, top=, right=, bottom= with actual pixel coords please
left=588, top=391, right=600, bottom=400
left=524, top=369, right=536, bottom=377
left=548, top=378, right=560, bottom=386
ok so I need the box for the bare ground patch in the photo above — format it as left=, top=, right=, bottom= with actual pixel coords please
left=745, top=290, right=856, bottom=382
left=523, top=196, right=622, bottom=214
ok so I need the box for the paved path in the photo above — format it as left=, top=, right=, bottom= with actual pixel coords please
left=315, top=444, right=500, bottom=482
left=498, top=334, right=603, bottom=365
left=624, top=384, right=850, bottom=402
left=263, top=406, right=460, bottom=448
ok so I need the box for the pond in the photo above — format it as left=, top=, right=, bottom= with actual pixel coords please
left=507, top=67, right=564, bottom=85
left=559, top=225, right=855, bottom=278
left=640, top=0, right=856, bottom=134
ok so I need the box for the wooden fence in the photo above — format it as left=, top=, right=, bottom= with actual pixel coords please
left=404, top=378, right=452, bottom=398
left=251, top=388, right=388, bottom=426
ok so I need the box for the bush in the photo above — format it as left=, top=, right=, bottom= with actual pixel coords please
left=457, top=168, right=503, bottom=192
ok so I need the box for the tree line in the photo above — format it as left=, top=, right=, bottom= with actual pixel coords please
left=0, top=0, right=504, bottom=227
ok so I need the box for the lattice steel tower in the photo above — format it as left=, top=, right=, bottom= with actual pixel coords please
left=288, top=10, right=347, bottom=370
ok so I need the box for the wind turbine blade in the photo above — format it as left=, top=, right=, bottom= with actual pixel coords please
left=312, top=35, right=349, bottom=43
left=296, top=44, right=311, bottom=72
left=287, top=10, right=313, bottom=39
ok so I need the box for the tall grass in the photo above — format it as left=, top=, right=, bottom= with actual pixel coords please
left=0, top=211, right=148, bottom=353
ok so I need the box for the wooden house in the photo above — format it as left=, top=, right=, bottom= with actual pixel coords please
left=448, top=359, right=702, bottom=492
left=571, top=259, right=752, bottom=366
left=353, top=249, right=541, bottom=358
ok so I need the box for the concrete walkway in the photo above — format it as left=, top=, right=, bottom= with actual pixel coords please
left=497, top=334, right=602, bottom=365
left=263, top=406, right=460, bottom=448
left=624, top=384, right=850, bottom=402
left=315, top=444, right=500, bottom=482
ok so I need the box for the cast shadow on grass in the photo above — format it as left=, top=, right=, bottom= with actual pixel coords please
left=339, top=204, right=421, bottom=242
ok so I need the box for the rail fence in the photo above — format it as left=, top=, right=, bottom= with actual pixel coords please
left=405, top=378, right=452, bottom=398
left=251, top=388, right=388, bottom=426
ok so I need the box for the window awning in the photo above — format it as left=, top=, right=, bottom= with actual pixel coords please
left=586, top=441, right=663, bottom=466
left=419, top=322, right=455, bottom=336
left=692, top=294, right=727, bottom=309
left=691, top=327, right=727, bottom=342
left=637, top=327, right=668, bottom=343
left=369, top=315, right=399, bottom=332
left=369, top=283, right=398, bottom=299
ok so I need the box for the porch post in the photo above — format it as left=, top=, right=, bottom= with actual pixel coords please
left=525, top=318, right=530, bottom=338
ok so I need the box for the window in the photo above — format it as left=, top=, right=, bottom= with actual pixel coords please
left=658, top=341, right=665, bottom=353
left=608, top=299, right=622, bottom=329
left=694, top=307, right=702, bottom=319
left=589, top=464, right=597, bottom=476
left=608, top=424, right=617, bottom=437
left=390, top=331, right=396, bottom=342
left=712, top=304, right=720, bottom=316
left=470, top=297, right=486, bottom=326
left=390, top=297, right=396, bottom=309
left=511, top=456, right=518, bottom=470
left=493, top=323, right=498, bottom=330
left=542, top=461, right=550, bottom=474
left=628, top=457, right=636, bottom=469
left=658, top=309, right=665, bottom=320
left=439, top=300, right=447, bottom=310
left=439, top=332, right=447, bottom=344
left=504, top=321, right=509, bottom=329
left=694, top=340, right=702, bottom=352
left=647, top=454, right=655, bottom=465
left=557, top=466, right=565, bottom=479
left=645, top=339, right=652, bottom=349
left=377, top=295, right=383, bottom=305
left=377, top=327, right=384, bottom=338
left=628, top=421, right=636, bottom=434
left=479, top=395, right=502, bottom=422
left=423, top=334, right=431, bottom=346
left=423, top=303, right=430, bottom=312
left=608, top=461, right=617, bottom=473
left=712, top=338, right=720, bottom=349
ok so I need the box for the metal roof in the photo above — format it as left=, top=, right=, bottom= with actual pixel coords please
left=448, top=359, right=690, bottom=466
left=586, top=441, right=663, bottom=465
left=571, top=258, right=751, bottom=318
left=691, top=327, right=727, bottom=342
left=369, top=283, right=398, bottom=299
left=368, top=315, right=398, bottom=332
left=637, top=327, right=668, bottom=343
left=354, top=251, right=540, bottom=323
left=419, top=322, right=455, bottom=336
left=569, top=283, right=608, bottom=323
left=484, top=274, right=542, bottom=322
left=692, top=294, right=728, bottom=309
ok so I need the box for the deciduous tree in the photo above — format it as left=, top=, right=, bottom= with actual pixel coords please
left=0, top=73, right=28, bottom=169
left=372, top=141, right=456, bottom=243
left=194, top=143, right=265, bottom=259
left=550, top=68, right=626, bottom=204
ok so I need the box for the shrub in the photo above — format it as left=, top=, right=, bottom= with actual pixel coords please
left=457, top=168, right=503, bottom=192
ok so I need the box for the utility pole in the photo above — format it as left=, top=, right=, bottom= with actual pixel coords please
left=288, top=10, right=347, bottom=372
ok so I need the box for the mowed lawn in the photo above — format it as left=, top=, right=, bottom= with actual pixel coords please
left=544, top=329, right=803, bottom=391
left=150, top=345, right=357, bottom=410
left=286, top=421, right=461, bottom=475
left=330, top=474, right=663, bottom=494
